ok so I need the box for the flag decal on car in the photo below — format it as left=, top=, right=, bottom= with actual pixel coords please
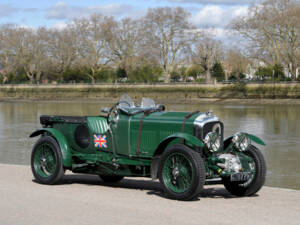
left=94, top=134, right=107, bottom=148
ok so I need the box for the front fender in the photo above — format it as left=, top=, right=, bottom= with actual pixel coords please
left=154, top=132, right=204, bottom=157
left=224, top=133, right=266, bottom=149
left=151, top=132, right=204, bottom=180
left=30, top=128, right=72, bottom=167
left=245, top=133, right=266, bottom=146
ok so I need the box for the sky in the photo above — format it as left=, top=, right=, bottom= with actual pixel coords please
left=0, top=0, right=252, bottom=39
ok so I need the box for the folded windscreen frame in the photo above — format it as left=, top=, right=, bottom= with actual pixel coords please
left=141, top=97, right=156, bottom=108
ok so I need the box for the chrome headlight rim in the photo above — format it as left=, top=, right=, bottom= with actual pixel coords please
left=232, top=132, right=251, bottom=151
left=204, top=131, right=221, bottom=152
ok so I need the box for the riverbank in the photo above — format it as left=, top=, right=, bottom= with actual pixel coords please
left=1, top=83, right=300, bottom=104
left=0, top=163, right=299, bottom=225
left=2, top=97, right=300, bottom=105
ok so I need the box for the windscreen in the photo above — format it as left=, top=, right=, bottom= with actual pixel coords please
left=119, top=94, right=135, bottom=108
left=141, top=97, right=156, bottom=108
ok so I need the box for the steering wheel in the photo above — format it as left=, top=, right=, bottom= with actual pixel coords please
left=107, top=101, right=131, bottom=124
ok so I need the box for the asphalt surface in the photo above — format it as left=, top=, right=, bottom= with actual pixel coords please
left=0, top=163, right=300, bottom=225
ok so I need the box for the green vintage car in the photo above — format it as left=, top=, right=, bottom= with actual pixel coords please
left=30, top=94, right=266, bottom=200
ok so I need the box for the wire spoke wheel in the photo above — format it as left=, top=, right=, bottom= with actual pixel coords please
left=222, top=145, right=266, bottom=196
left=240, top=158, right=256, bottom=188
left=34, top=143, right=57, bottom=177
left=163, top=153, right=194, bottom=193
left=158, top=144, right=205, bottom=200
left=31, top=136, right=64, bottom=184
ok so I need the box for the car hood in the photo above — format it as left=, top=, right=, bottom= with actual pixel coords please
left=131, top=111, right=198, bottom=123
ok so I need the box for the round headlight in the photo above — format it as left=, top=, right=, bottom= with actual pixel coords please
left=204, top=132, right=221, bottom=152
left=232, top=133, right=250, bottom=151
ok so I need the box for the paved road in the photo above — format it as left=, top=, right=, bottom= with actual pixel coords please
left=0, top=164, right=299, bottom=225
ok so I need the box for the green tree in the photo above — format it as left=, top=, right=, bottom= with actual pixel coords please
left=255, top=66, right=273, bottom=79
left=170, top=70, right=181, bottom=82
left=211, top=62, right=225, bottom=82
left=255, top=64, right=284, bottom=80
left=273, top=64, right=284, bottom=79
left=185, top=64, right=204, bottom=81
left=239, top=72, right=246, bottom=79
left=116, top=67, right=127, bottom=79
left=228, top=75, right=237, bottom=81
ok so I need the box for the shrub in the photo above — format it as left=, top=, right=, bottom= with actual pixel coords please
left=128, top=64, right=162, bottom=83
left=62, top=68, right=89, bottom=83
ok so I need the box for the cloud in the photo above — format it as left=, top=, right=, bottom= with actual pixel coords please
left=46, top=2, right=134, bottom=20
left=0, top=4, right=38, bottom=19
left=166, top=0, right=251, bottom=5
left=191, top=5, right=248, bottom=28
left=0, top=4, right=19, bottom=18
left=51, top=21, right=68, bottom=30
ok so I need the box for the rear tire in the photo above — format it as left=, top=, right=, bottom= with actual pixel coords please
left=223, top=145, right=266, bottom=196
left=99, top=175, right=124, bottom=183
left=158, top=144, right=205, bottom=200
left=31, top=136, right=64, bottom=184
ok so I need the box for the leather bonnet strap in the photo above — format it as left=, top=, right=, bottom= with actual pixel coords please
left=136, top=109, right=152, bottom=157
left=180, top=111, right=199, bottom=143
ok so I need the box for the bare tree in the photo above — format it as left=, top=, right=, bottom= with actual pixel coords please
left=190, top=33, right=224, bottom=83
left=225, top=48, right=251, bottom=79
left=0, top=25, right=49, bottom=83
left=0, top=24, right=18, bottom=83
left=71, top=14, right=110, bottom=83
left=143, top=7, right=193, bottom=83
left=3, top=3, right=297, bottom=84
left=46, top=27, right=77, bottom=75
left=18, top=28, right=50, bottom=83
left=102, top=17, right=144, bottom=77
left=231, top=0, right=300, bottom=78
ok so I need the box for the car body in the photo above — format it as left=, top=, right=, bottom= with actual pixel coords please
left=30, top=94, right=266, bottom=200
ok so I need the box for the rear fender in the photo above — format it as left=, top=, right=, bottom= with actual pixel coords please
left=151, top=132, right=204, bottom=179
left=29, top=128, right=72, bottom=168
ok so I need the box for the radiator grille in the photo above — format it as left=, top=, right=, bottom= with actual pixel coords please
left=194, top=121, right=224, bottom=149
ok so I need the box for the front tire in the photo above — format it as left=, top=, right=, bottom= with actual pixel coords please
left=158, top=144, right=205, bottom=200
left=31, top=136, right=64, bottom=184
left=223, top=145, right=266, bottom=196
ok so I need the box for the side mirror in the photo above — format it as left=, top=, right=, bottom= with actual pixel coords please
left=101, top=107, right=110, bottom=114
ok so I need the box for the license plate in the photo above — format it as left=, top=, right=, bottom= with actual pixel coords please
left=230, top=172, right=250, bottom=182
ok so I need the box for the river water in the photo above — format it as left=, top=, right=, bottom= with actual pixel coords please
left=0, top=100, right=299, bottom=190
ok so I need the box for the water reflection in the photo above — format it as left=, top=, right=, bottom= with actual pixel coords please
left=0, top=100, right=299, bottom=190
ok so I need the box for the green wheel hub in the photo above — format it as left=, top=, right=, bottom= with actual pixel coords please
left=34, top=143, right=57, bottom=178
left=162, top=153, right=195, bottom=193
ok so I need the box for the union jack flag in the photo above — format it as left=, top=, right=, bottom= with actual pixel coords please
left=94, top=134, right=107, bottom=148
